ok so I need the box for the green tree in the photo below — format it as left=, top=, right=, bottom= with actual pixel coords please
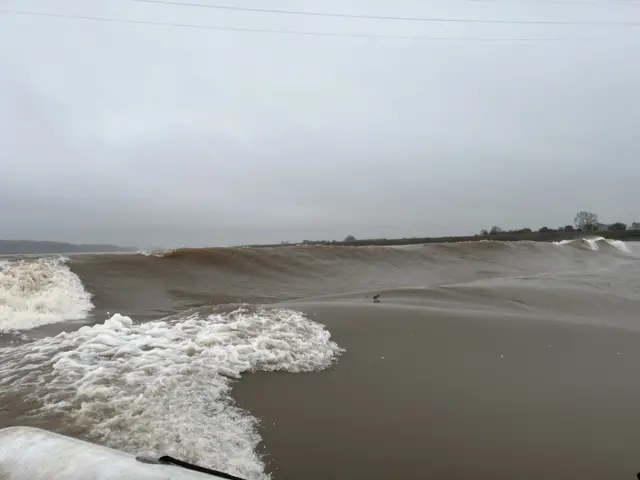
left=344, top=235, right=356, bottom=242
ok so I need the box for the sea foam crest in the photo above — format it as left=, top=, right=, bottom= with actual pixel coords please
left=603, top=238, right=631, bottom=253
left=0, top=257, right=93, bottom=332
left=136, top=249, right=176, bottom=257
left=0, top=308, right=344, bottom=479
left=554, top=237, right=631, bottom=253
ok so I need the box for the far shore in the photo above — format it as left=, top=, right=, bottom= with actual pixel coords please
left=241, top=228, right=640, bottom=249
left=0, top=239, right=134, bottom=255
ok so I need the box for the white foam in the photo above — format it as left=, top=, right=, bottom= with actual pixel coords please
left=603, top=238, right=632, bottom=253
left=137, top=249, right=174, bottom=257
left=554, top=237, right=632, bottom=254
left=0, top=257, right=93, bottom=332
left=0, top=308, right=344, bottom=479
left=584, top=237, right=602, bottom=251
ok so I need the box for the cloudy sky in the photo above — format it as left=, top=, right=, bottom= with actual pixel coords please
left=1, top=0, right=639, bottom=247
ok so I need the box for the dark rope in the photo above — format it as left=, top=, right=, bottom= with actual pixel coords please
left=157, top=455, right=246, bottom=480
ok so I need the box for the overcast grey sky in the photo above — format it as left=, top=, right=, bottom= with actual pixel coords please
left=1, top=0, right=639, bottom=247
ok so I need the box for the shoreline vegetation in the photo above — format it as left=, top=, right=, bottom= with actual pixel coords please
left=246, top=228, right=640, bottom=249
left=244, top=212, right=640, bottom=248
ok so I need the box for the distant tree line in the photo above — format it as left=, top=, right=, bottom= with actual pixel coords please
left=246, top=211, right=640, bottom=249
left=481, top=211, right=637, bottom=237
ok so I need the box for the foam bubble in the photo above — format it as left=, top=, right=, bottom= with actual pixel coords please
left=0, top=308, right=344, bottom=479
left=0, top=257, right=93, bottom=332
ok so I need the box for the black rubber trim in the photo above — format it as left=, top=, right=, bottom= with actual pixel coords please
left=157, top=455, right=246, bottom=480
left=135, top=455, right=164, bottom=465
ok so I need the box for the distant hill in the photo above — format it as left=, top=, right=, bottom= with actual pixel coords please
left=0, top=239, right=135, bottom=255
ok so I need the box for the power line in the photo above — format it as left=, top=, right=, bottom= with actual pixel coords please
left=0, top=9, right=574, bottom=40
left=133, top=0, right=640, bottom=26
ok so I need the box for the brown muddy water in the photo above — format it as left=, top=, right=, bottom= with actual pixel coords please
left=1, top=237, right=639, bottom=479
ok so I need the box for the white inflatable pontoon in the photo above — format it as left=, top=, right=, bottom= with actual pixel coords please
left=0, top=426, right=242, bottom=480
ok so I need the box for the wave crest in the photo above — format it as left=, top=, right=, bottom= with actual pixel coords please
left=554, top=237, right=632, bottom=253
left=0, top=257, right=93, bottom=332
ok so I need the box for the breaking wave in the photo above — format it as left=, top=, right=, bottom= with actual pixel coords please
left=554, top=236, right=632, bottom=253
left=1, top=240, right=635, bottom=332
left=62, top=239, right=636, bottom=319
left=0, top=257, right=93, bottom=332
